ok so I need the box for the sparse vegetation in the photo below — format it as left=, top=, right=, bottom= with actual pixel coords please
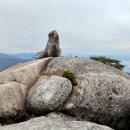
left=90, top=56, right=125, bottom=70
left=63, top=69, right=77, bottom=85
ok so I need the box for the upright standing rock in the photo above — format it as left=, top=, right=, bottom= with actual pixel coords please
left=38, top=30, right=61, bottom=59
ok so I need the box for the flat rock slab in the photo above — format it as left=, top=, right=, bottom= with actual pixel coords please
left=0, top=116, right=113, bottom=130
left=0, top=58, right=52, bottom=86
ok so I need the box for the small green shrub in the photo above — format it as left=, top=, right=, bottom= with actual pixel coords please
left=90, top=56, right=125, bottom=71
left=63, top=69, right=77, bottom=85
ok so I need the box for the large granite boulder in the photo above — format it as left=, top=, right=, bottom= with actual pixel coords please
left=44, top=57, right=130, bottom=130
left=0, top=56, right=130, bottom=130
left=0, top=58, right=52, bottom=119
left=0, top=116, right=113, bottom=130
left=45, top=57, right=130, bottom=80
left=27, top=75, right=72, bottom=114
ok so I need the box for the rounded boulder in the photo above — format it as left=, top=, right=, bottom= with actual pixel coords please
left=27, top=75, right=72, bottom=114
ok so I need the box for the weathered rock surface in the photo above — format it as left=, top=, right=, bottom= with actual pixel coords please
left=45, top=57, right=130, bottom=80
left=0, top=58, right=52, bottom=118
left=0, top=56, right=130, bottom=130
left=0, top=116, right=113, bottom=130
left=45, top=57, right=130, bottom=130
left=0, top=82, right=27, bottom=118
left=65, top=73, right=130, bottom=129
left=47, top=112, right=77, bottom=121
left=38, top=30, right=61, bottom=59
left=27, top=75, right=72, bottom=114
left=0, top=58, right=52, bottom=86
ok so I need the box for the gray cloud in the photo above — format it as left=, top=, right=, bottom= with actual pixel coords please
left=0, top=0, right=130, bottom=56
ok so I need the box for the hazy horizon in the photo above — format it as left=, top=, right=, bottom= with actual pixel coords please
left=4, top=52, right=130, bottom=61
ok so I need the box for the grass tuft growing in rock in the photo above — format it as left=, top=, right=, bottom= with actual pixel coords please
left=63, top=69, right=77, bottom=85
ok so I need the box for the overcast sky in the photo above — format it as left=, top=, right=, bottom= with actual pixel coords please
left=0, top=0, right=130, bottom=57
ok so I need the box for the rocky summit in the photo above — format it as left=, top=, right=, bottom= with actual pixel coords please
left=0, top=57, right=130, bottom=130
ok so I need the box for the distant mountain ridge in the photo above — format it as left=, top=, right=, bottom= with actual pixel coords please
left=0, top=53, right=30, bottom=72
left=10, top=53, right=35, bottom=60
left=0, top=53, right=22, bottom=59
